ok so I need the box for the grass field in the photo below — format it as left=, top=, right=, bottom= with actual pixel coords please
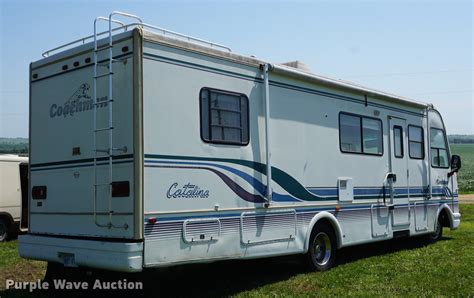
left=451, top=144, right=474, bottom=194
left=1, top=204, right=473, bottom=297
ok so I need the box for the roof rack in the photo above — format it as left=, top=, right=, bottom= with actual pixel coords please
left=42, top=13, right=232, bottom=58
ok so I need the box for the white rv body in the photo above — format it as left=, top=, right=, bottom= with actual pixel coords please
left=0, top=155, right=28, bottom=240
left=20, top=15, right=460, bottom=272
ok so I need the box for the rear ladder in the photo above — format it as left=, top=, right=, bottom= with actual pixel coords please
left=92, top=12, right=142, bottom=229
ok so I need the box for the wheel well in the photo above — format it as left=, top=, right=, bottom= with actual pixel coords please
left=0, top=213, right=14, bottom=228
left=438, top=208, right=450, bottom=228
left=305, top=212, right=344, bottom=252
left=312, top=218, right=339, bottom=245
left=315, top=218, right=334, bottom=230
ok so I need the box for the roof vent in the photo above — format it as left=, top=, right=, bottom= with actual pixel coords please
left=281, top=60, right=311, bottom=73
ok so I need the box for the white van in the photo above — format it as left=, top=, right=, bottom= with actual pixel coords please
left=0, top=155, right=28, bottom=241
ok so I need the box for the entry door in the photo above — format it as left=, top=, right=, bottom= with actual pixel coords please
left=389, top=117, right=410, bottom=227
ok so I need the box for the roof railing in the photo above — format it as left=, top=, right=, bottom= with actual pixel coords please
left=41, top=13, right=232, bottom=58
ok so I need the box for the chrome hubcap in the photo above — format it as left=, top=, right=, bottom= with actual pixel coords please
left=313, top=232, right=331, bottom=266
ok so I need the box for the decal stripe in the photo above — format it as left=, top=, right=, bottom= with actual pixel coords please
left=30, top=154, right=134, bottom=169
left=147, top=164, right=267, bottom=203
left=144, top=199, right=457, bottom=223
left=145, top=154, right=454, bottom=202
left=145, top=154, right=327, bottom=201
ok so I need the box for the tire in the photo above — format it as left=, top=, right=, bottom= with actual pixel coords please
left=306, top=223, right=337, bottom=271
left=427, top=216, right=443, bottom=243
left=0, top=218, right=10, bottom=242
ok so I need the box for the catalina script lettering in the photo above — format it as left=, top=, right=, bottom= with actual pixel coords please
left=167, top=182, right=210, bottom=199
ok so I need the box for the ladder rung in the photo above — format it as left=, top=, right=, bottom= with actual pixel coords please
left=94, top=99, right=114, bottom=106
left=97, top=59, right=118, bottom=67
left=112, top=146, right=127, bottom=152
left=94, top=126, right=114, bottom=132
left=95, top=149, right=110, bottom=153
left=94, top=72, right=113, bottom=79
left=94, top=45, right=113, bottom=52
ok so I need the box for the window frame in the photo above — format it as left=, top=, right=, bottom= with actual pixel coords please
left=338, top=112, right=384, bottom=157
left=408, top=125, right=425, bottom=160
left=199, top=87, right=250, bottom=146
left=430, top=127, right=450, bottom=169
left=393, top=125, right=404, bottom=158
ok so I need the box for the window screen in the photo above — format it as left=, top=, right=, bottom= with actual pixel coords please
left=393, top=126, right=404, bottom=158
left=408, top=125, right=424, bottom=159
left=339, top=113, right=383, bottom=155
left=430, top=128, right=449, bottom=168
left=200, top=88, right=249, bottom=145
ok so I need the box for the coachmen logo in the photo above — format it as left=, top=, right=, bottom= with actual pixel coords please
left=49, top=83, right=108, bottom=118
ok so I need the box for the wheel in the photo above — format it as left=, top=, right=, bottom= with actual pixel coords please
left=427, top=217, right=443, bottom=242
left=306, top=223, right=337, bottom=271
left=0, top=218, right=10, bottom=242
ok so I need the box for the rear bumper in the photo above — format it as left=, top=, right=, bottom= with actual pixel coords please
left=19, top=234, right=143, bottom=272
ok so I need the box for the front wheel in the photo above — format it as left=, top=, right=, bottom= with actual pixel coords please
left=427, top=217, right=443, bottom=242
left=306, top=223, right=337, bottom=271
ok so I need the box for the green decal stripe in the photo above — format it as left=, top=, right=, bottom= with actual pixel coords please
left=145, top=154, right=447, bottom=202
left=146, top=154, right=328, bottom=201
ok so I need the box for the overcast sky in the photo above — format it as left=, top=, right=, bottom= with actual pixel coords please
left=0, top=0, right=472, bottom=137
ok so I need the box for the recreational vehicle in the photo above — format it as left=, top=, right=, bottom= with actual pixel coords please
left=0, top=155, right=28, bottom=241
left=19, top=12, right=461, bottom=273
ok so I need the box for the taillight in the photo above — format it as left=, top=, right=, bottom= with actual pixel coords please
left=112, top=181, right=130, bottom=197
left=32, top=186, right=47, bottom=200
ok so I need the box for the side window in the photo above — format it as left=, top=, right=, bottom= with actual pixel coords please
left=362, top=118, right=383, bottom=154
left=340, top=114, right=362, bottom=153
left=200, top=88, right=249, bottom=145
left=393, top=126, right=404, bottom=158
left=339, top=113, right=383, bottom=156
left=408, top=125, right=424, bottom=159
left=430, top=128, right=449, bottom=168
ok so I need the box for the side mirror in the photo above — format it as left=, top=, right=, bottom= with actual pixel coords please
left=451, top=155, right=462, bottom=172
left=448, top=155, right=461, bottom=177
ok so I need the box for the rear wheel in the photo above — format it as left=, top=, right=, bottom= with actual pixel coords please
left=0, top=218, right=10, bottom=242
left=306, top=223, right=337, bottom=271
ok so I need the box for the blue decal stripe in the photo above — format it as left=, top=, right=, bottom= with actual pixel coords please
left=31, top=159, right=134, bottom=172
left=145, top=156, right=453, bottom=202
left=144, top=199, right=457, bottom=223
left=145, top=160, right=301, bottom=202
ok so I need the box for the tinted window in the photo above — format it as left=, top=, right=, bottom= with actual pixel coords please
left=393, top=126, right=403, bottom=158
left=430, top=128, right=449, bottom=168
left=200, top=88, right=249, bottom=145
left=408, top=125, right=424, bottom=159
left=340, top=113, right=383, bottom=156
